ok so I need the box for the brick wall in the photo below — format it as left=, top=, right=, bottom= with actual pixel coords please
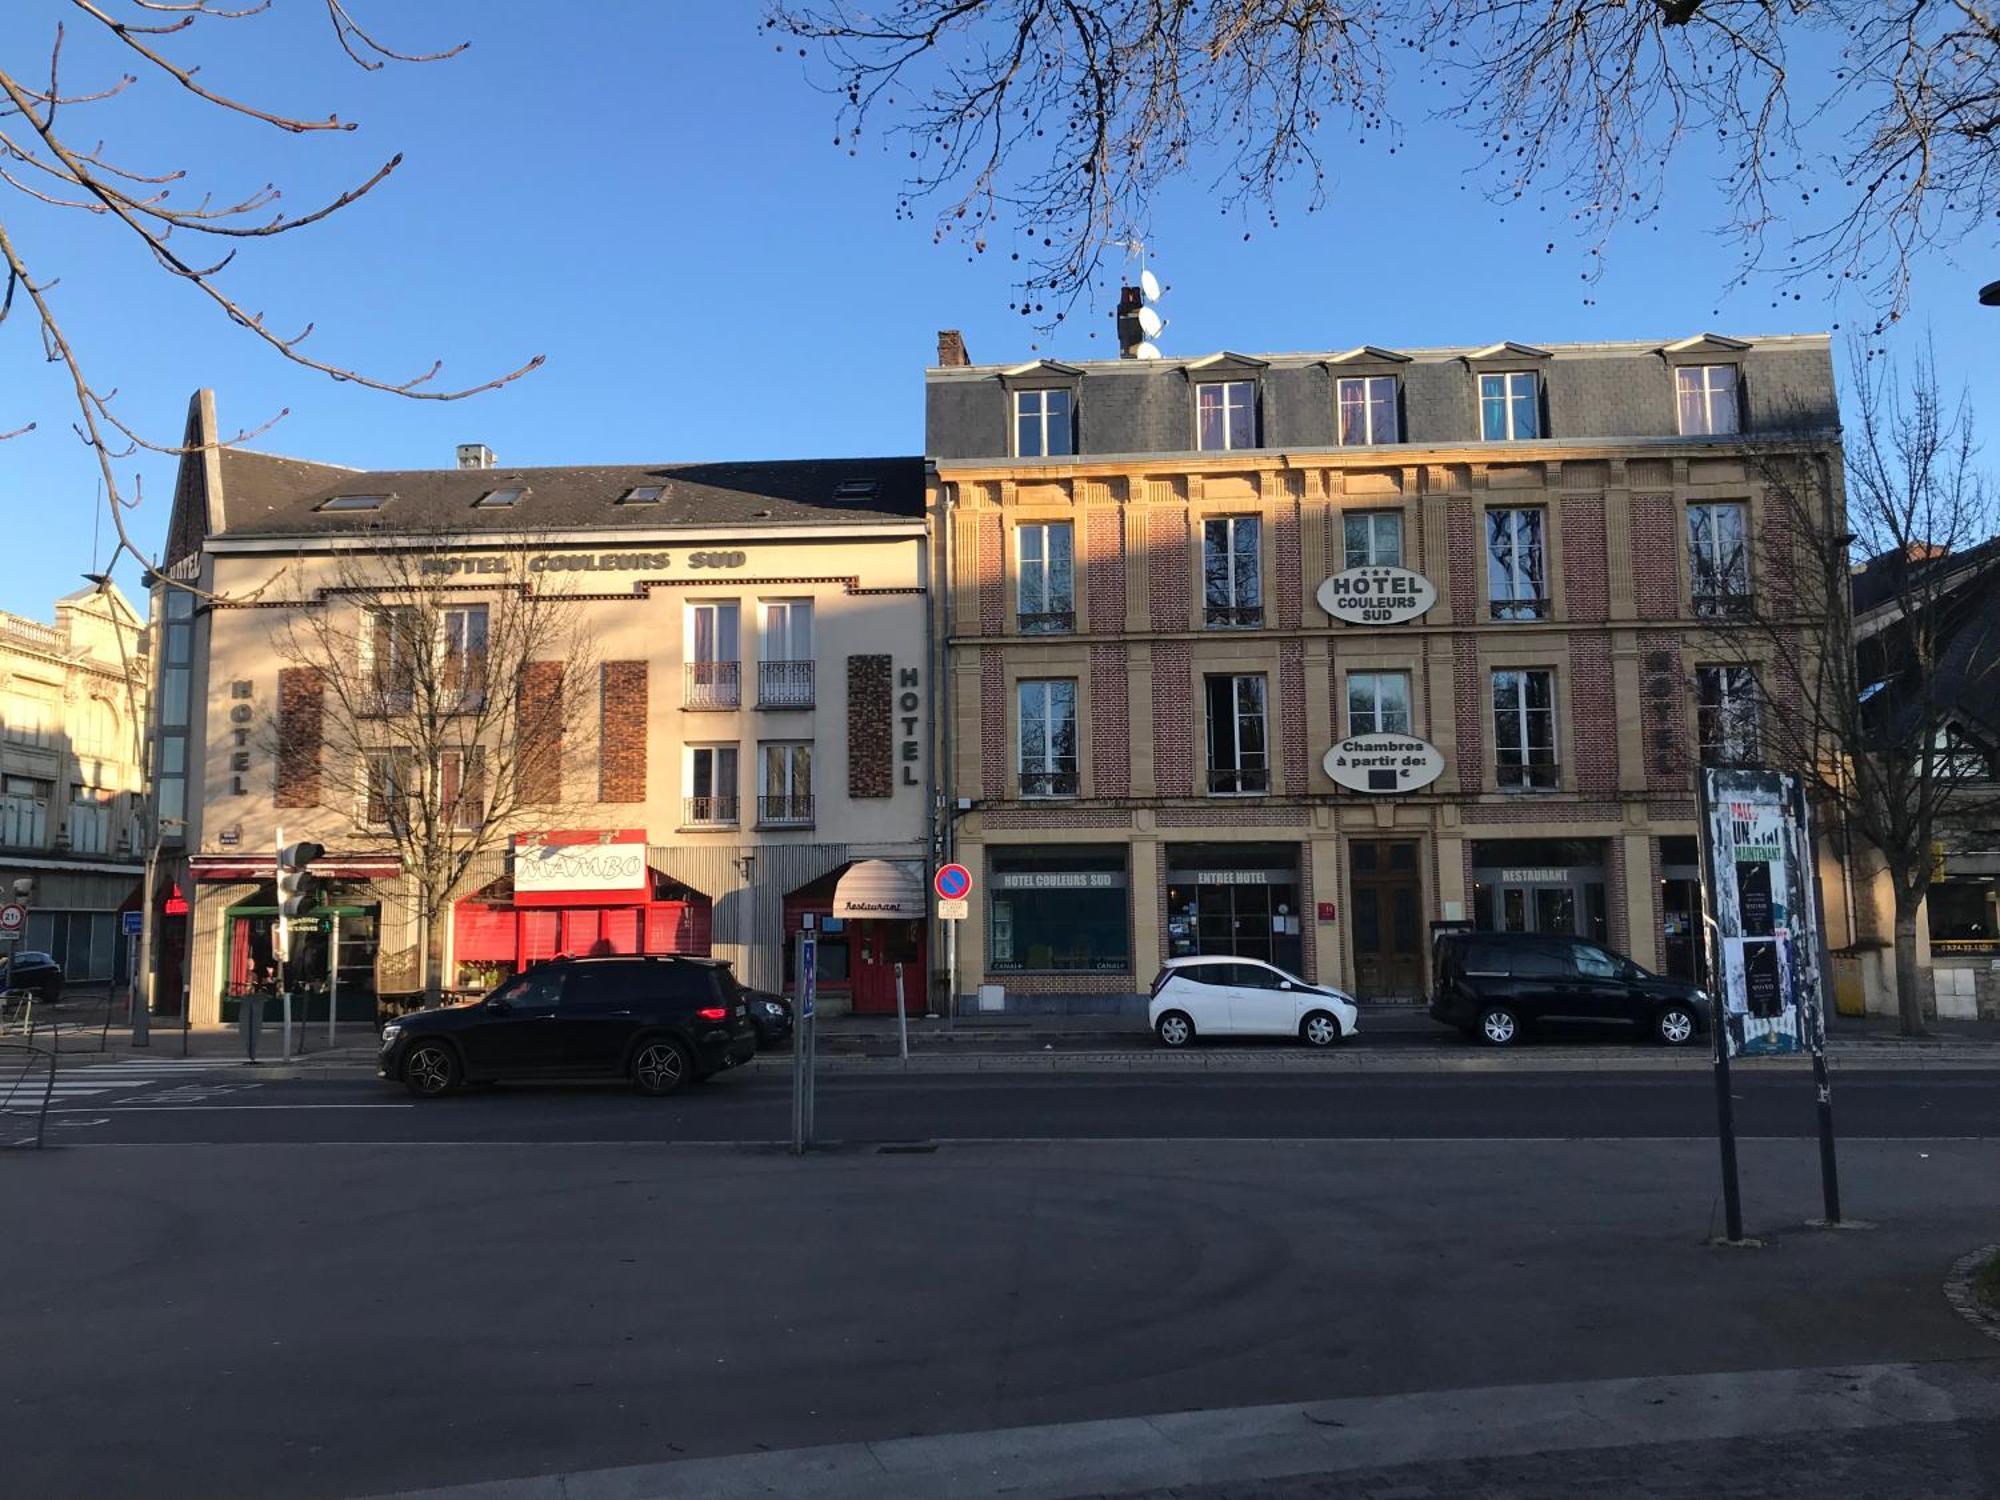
left=1567, top=633, right=1619, bottom=794
left=848, top=654, right=892, bottom=798
left=1279, top=640, right=1307, bottom=792
left=1447, top=503, right=1478, bottom=621
left=1086, top=506, right=1125, bottom=631
left=1637, top=629, right=1688, bottom=792
left=1560, top=496, right=1609, bottom=622
left=980, top=647, right=1006, bottom=798
left=1090, top=644, right=1130, bottom=796
left=1632, top=496, right=1681, bottom=620
left=275, top=666, right=323, bottom=809
left=1453, top=633, right=1483, bottom=792
left=598, top=661, right=648, bottom=803
left=976, top=512, right=1005, bottom=634
left=1149, top=506, right=1188, bottom=630
left=1275, top=496, right=1302, bottom=629
left=515, top=661, right=564, bottom=805
left=1150, top=640, right=1193, bottom=795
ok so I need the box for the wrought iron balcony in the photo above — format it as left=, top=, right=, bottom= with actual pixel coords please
left=1207, top=766, right=1270, bottom=795
left=757, top=659, right=815, bottom=709
left=684, top=660, right=741, bottom=710
left=1017, top=610, right=1075, bottom=636
left=756, top=794, right=814, bottom=827
left=1019, top=769, right=1080, bottom=798
left=682, top=795, right=739, bottom=827
left=1203, top=604, right=1264, bottom=629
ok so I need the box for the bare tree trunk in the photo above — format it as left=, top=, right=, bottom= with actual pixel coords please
left=1892, top=897, right=1927, bottom=1037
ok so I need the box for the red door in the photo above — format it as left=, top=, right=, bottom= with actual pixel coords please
left=849, top=920, right=926, bottom=1015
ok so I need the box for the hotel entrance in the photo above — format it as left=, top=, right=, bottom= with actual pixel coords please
left=1164, top=843, right=1305, bottom=975
left=1347, top=840, right=1424, bottom=999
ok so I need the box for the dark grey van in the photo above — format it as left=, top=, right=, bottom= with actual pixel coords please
left=1429, top=930, right=1708, bottom=1047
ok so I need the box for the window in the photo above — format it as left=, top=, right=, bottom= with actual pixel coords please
left=1195, top=380, right=1257, bottom=451
left=758, top=601, right=814, bottom=707
left=1347, top=672, right=1413, bottom=737
left=1572, top=944, right=1622, bottom=979
left=439, top=747, right=485, bottom=830
left=1337, top=376, right=1399, bottom=445
left=1479, top=372, right=1541, bottom=441
left=686, top=745, right=739, bottom=826
left=1343, top=511, right=1404, bottom=569
left=1202, top=516, right=1263, bottom=627
left=1688, top=502, right=1751, bottom=616
left=473, top=486, right=526, bottom=509
left=759, top=742, right=813, bottom=825
left=832, top=478, right=880, bottom=502
left=365, top=606, right=420, bottom=710
left=73, top=698, right=119, bottom=759
left=1, top=694, right=53, bottom=748
left=0, top=776, right=49, bottom=847
left=1017, top=522, right=1075, bottom=633
left=1205, top=674, right=1269, bottom=794
left=1018, top=679, right=1079, bottom=797
left=1493, top=669, right=1558, bottom=789
left=1695, top=666, right=1760, bottom=765
left=68, top=791, right=113, bottom=856
left=686, top=602, right=741, bottom=709
left=618, top=485, right=663, bottom=505
left=1014, top=388, right=1074, bottom=458
left=988, top=845, right=1130, bottom=972
left=488, top=967, right=563, bottom=1013
left=363, top=750, right=414, bottom=831
left=1486, top=508, right=1548, bottom=619
left=1676, top=365, right=1741, bottom=436
left=442, top=605, right=489, bottom=704
left=317, top=493, right=391, bottom=512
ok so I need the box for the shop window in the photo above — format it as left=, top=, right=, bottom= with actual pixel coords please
left=1202, top=516, right=1263, bottom=627
left=988, top=846, right=1130, bottom=973
left=1928, top=883, right=1996, bottom=943
left=1205, top=674, right=1268, bottom=794
left=1486, top=508, right=1547, bottom=619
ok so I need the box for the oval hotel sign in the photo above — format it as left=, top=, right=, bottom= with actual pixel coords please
left=1317, top=566, right=1437, bottom=626
left=1324, top=734, right=1446, bottom=794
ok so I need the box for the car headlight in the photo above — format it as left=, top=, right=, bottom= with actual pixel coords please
left=381, top=1022, right=402, bottom=1042
left=762, top=1001, right=786, bottom=1016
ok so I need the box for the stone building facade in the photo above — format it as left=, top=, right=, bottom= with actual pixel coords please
left=926, top=332, right=1854, bottom=1013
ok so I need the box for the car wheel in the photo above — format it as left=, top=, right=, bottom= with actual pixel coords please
left=1300, top=1010, right=1343, bottom=1048
left=1476, top=1005, right=1521, bottom=1047
left=403, top=1041, right=460, bottom=1098
left=631, top=1037, right=693, bottom=1096
left=1155, top=1010, right=1195, bottom=1048
left=1656, top=1004, right=1698, bottom=1047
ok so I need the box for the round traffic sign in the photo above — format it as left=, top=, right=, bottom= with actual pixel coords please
left=934, top=863, right=972, bottom=901
left=0, top=902, right=24, bottom=936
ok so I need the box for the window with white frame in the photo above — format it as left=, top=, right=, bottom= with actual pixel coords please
left=759, top=742, right=813, bottom=824
left=1336, top=376, right=1399, bottom=445
left=1347, top=671, right=1413, bottom=737
left=1676, top=365, right=1741, bottom=436
left=68, top=788, right=113, bottom=855
left=1479, top=371, right=1542, bottom=441
left=363, top=749, right=414, bottom=831
left=364, top=606, right=421, bottom=711
left=1486, top=508, right=1548, bottom=619
left=1195, top=380, right=1257, bottom=451
left=1695, top=666, right=1759, bottom=765
left=442, top=605, right=489, bottom=704
left=686, top=601, right=741, bottom=709
left=1018, top=679, right=1079, bottom=797
left=685, top=744, right=739, bottom=825
left=758, top=600, right=814, bottom=707
left=1493, top=668, right=1558, bottom=789
left=1688, top=502, right=1751, bottom=615
left=1016, top=521, right=1075, bottom=632
left=1342, top=511, right=1404, bottom=570
left=1014, top=388, right=1074, bottom=458
left=439, top=746, right=486, bottom=830
left=1205, top=674, right=1269, bottom=794
left=0, top=776, right=49, bottom=847
left=1202, top=516, right=1263, bottom=627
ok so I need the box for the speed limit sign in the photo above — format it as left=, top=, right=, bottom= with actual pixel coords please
left=0, top=902, right=25, bottom=938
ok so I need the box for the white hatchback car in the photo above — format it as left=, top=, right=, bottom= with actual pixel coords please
left=1148, top=956, right=1360, bottom=1047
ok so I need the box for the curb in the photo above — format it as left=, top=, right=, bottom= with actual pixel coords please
left=1944, top=1245, right=2000, bottom=1346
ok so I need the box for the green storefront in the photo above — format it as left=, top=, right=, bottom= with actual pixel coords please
left=219, top=902, right=380, bottom=1024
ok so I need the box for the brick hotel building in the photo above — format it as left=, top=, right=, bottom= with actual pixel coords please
left=926, top=330, right=1853, bottom=1011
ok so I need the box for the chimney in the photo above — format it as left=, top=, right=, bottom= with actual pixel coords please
left=456, top=443, right=496, bottom=470
left=1115, top=286, right=1145, bottom=358
left=936, top=329, right=970, bottom=368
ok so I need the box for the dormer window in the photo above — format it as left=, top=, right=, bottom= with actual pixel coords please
left=1479, top=373, right=1541, bottom=441
left=473, top=486, right=526, bottom=509
left=1676, top=365, right=1741, bottom=436
left=832, top=478, right=880, bottom=502
left=317, top=493, right=391, bottom=513
left=1013, top=388, right=1074, bottom=458
left=618, top=485, right=663, bottom=505
left=1336, top=376, right=1400, bottom=445
left=1195, top=380, right=1256, bottom=451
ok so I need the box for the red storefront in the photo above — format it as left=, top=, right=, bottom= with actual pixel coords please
left=450, top=829, right=711, bottom=991
left=781, top=860, right=928, bottom=1016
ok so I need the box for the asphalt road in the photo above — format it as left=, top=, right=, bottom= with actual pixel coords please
left=19, top=1063, right=2000, bottom=1146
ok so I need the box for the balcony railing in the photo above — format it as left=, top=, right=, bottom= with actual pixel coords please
left=1692, top=591, right=1753, bottom=620
left=758, top=659, right=815, bottom=708
left=1019, top=769, right=1080, bottom=798
left=757, top=793, right=814, bottom=827
left=1017, top=610, right=1075, bottom=636
left=1208, top=766, right=1270, bottom=795
left=1204, top=604, right=1264, bottom=629
left=684, top=660, right=741, bottom=710
left=1496, top=753, right=1559, bottom=790
left=1490, top=597, right=1550, bottom=622
left=682, top=795, right=739, bottom=827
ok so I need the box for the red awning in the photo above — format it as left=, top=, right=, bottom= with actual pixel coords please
left=189, top=854, right=403, bottom=883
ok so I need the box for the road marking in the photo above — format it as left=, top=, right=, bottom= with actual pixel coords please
left=46, top=1102, right=413, bottom=1112
left=57, top=1133, right=2000, bottom=1148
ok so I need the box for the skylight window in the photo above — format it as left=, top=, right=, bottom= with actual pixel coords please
left=619, top=485, right=664, bottom=505
left=832, top=478, right=879, bottom=501
left=474, top=486, right=526, bottom=509
left=318, top=493, right=391, bottom=512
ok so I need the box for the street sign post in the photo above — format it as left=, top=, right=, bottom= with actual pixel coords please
left=936, top=898, right=969, bottom=920
left=933, top=864, right=972, bottom=901
left=791, top=930, right=817, bottom=1155
left=0, top=902, right=25, bottom=939
left=934, top=864, right=972, bottom=1025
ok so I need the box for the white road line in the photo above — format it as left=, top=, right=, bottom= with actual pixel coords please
left=49, top=1102, right=412, bottom=1111
left=56, top=1133, right=2000, bottom=1147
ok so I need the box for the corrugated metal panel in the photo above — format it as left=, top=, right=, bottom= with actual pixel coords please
left=646, top=843, right=863, bottom=991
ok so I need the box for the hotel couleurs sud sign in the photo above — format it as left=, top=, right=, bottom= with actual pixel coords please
left=1318, top=564, right=1446, bottom=793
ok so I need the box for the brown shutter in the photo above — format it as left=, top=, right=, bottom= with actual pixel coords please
left=275, top=667, right=324, bottom=809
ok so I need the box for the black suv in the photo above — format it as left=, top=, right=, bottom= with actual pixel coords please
left=1429, top=930, right=1708, bottom=1047
left=378, top=956, right=758, bottom=1097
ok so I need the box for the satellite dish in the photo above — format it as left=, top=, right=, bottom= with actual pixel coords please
left=1136, top=305, right=1164, bottom=338
left=1139, top=268, right=1162, bottom=302
left=1133, top=341, right=1163, bottom=360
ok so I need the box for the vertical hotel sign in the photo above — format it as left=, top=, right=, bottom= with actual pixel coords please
left=1698, top=769, right=1824, bottom=1057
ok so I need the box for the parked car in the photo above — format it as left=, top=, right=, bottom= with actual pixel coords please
left=1429, top=930, right=1708, bottom=1047
left=742, top=986, right=794, bottom=1048
left=1148, top=956, right=1360, bottom=1047
left=378, top=955, right=758, bottom=1097
left=0, top=951, right=63, bottom=1003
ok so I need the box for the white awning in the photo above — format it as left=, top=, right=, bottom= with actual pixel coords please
left=833, top=860, right=926, bottom=920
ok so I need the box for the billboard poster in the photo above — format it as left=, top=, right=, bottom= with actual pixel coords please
left=1698, top=768, right=1825, bottom=1058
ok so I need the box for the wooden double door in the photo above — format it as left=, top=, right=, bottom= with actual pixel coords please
left=1348, top=841, right=1424, bottom=999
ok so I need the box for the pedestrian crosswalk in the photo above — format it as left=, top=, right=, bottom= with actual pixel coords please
left=0, top=1057, right=242, bottom=1111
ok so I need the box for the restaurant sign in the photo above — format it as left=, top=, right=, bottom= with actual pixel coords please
left=1324, top=734, right=1445, bottom=794
left=1317, top=566, right=1437, bottom=626
left=514, top=830, right=649, bottom=895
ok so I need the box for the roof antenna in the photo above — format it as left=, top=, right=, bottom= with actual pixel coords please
left=1116, top=240, right=1165, bottom=360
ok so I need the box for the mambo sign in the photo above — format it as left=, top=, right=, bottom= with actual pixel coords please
left=1323, top=734, right=1445, bottom=794
left=1316, top=566, right=1437, bottom=626
left=417, top=550, right=747, bottom=578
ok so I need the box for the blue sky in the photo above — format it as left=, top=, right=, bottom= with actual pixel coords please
left=1, top=3, right=1994, bottom=609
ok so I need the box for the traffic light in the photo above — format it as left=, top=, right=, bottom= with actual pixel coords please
left=276, top=841, right=325, bottom=919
